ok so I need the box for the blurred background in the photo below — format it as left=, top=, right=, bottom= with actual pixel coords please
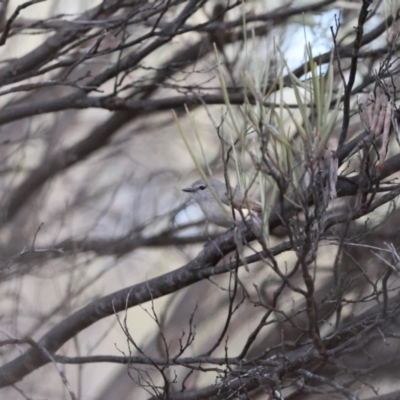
left=0, top=0, right=400, bottom=399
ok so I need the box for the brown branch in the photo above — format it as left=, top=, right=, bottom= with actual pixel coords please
left=338, top=0, right=373, bottom=149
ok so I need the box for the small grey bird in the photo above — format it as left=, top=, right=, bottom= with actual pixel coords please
left=182, top=178, right=262, bottom=228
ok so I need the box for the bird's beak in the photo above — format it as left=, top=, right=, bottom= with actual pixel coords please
left=182, top=187, right=194, bottom=193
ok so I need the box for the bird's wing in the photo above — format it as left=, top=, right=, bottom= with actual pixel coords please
left=222, top=187, right=263, bottom=213
left=233, top=197, right=263, bottom=213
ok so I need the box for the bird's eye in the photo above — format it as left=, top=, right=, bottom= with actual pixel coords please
left=199, top=185, right=206, bottom=190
